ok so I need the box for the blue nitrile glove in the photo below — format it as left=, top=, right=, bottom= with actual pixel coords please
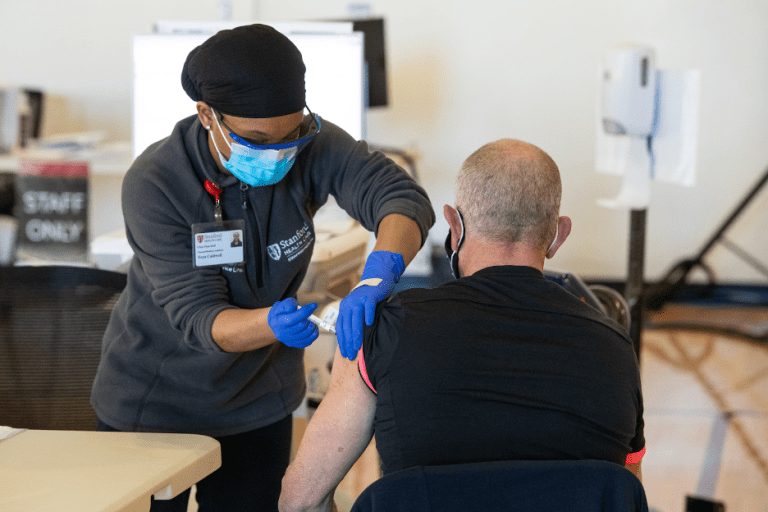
left=268, top=298, right=319, bottom=348
left=337, top=251, right=405, bottom=360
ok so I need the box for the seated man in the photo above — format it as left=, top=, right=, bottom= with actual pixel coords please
left=279, top=139, right=645, bottom=512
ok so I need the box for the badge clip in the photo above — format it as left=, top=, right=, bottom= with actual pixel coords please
left=205, top=180, right=224, bottom=226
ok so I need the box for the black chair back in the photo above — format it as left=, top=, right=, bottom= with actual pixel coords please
left=351, top=459, right=649, bottom=512
left=0, top=266, right=126, bottom=430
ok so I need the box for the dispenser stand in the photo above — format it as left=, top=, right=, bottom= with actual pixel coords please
left=625, top=208, right=647, bottom=362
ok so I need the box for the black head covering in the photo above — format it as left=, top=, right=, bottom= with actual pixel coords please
left=181, top=24, right=306, bottom=118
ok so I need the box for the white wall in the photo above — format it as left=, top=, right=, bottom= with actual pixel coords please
left=3, top=0, right=767, bottom=282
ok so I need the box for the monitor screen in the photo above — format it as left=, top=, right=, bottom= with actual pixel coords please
left=350, top=18, right=389, bottom=108
left=133, top=23, right=365, bottom=159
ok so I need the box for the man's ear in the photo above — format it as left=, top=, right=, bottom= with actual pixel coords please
left=546, top=216, right=572, bottom=259
left=443, top=204, right=462, bottom=252
left=196, top=101, right=214, bottom=130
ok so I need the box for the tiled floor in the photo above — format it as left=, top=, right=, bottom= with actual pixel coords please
left=641, top=305, right=768, bottom=511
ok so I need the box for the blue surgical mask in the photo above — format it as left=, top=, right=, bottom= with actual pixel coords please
left=209, top=109, right=320, bottom=187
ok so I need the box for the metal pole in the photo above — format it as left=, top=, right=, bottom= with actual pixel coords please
left=692, top=165, right=768, bottom=263
left=626, top=209, right=647, bottom=362
left=645, top=164, right=768, bottom=310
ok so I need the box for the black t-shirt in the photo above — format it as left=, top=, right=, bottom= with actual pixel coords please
left=360, top=266, right=644, bottom=475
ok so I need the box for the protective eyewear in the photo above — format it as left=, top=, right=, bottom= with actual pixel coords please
left=219, top=108, right=321, bottom=151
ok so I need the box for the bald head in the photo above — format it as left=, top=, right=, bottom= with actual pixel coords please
left=455, top=139, right=562, bottom=251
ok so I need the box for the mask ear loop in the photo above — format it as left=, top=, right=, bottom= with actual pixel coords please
left=209, top=108, right=233, bottom=152
left=449, top=208, right=465, bottom=279
left=546, top=223, right=559, bottom=256
left=206, top=109, right=236, bottom=171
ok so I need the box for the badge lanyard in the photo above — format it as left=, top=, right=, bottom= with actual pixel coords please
left=191, top=180, right=246, bottom=268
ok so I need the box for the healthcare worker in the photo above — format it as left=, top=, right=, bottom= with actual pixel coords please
left=90, top=24, right=434, bottom=511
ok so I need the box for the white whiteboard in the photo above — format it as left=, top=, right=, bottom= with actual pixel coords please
left=133, top=23, right=365, bottom=159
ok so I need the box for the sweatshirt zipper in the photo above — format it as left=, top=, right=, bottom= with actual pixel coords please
left=239, top=182, right=265, bottom=289
left=240, top=182, right=248, bottom=210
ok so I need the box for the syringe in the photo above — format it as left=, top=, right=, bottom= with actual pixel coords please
left=308, top=307, right=338, bottom=334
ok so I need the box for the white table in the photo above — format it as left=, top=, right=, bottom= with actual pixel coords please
left=0, top=429, right=221, bottom=512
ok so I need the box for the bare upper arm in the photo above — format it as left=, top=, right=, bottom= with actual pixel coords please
left=279, top=348, right=377, bottom=512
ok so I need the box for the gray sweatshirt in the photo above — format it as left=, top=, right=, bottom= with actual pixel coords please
left=91, top=114, right=434, bottom=436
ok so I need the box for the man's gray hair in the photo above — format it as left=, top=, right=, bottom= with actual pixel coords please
left=455, top=139, right=561, bottom=250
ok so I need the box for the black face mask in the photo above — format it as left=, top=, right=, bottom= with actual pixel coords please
left=443, top=208, right=465, bottom=279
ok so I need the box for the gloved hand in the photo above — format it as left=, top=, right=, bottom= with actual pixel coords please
left=337, top=251, right=405, bottom=360
left=268, top=298, right=319, bottom=348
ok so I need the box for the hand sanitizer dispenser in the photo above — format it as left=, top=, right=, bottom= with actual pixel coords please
left=596, top=43, right=700, bottom=208
left=601, top=45, right=657, bottom=137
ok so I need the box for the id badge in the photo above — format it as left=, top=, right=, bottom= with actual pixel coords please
left=192, top=219, right=246, bottom=267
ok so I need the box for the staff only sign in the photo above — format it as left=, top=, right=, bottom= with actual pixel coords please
left=15, top=159, right=89, bottom=262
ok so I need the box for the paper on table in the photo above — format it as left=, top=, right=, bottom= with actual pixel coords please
left=0, top=426, right=26, bottom=441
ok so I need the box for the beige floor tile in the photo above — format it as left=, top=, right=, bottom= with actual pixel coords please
left=641, top=315, right=768, bottom=512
